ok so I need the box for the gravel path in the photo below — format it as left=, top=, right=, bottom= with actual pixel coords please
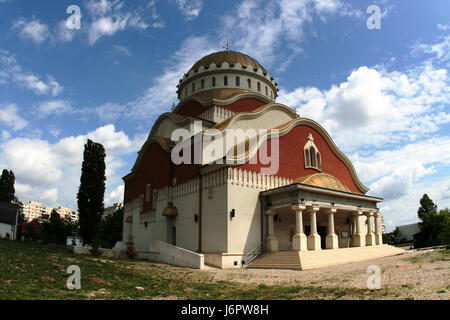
left=201, top=249, right=450, bottom=299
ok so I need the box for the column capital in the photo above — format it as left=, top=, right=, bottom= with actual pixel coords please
left=306, top=205, right=320, bottom=213
left=352, top=210, right=363, bottom=216
left=373, top=210, right=381, bottom=217
left=365, top=210, right=374, bottom=216
left=265, top=208, right=276, bottom=216
left=322, top=207, right=337, bottom=214
left=291, top=203, right=306, bottom=211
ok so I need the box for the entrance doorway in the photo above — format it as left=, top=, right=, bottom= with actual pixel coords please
left=318, top=226, right=327, bottom=249
left=304, top=226, right=327, bottom=249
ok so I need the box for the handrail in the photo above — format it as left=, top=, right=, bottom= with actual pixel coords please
left=242, top=240, right=267, bottom=268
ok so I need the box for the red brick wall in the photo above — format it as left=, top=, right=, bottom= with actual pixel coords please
left=238, top=125, right=363, bottom=194
left=124, top=141, right=200, bottom=209
left=177, top=98, right=266, bottom=117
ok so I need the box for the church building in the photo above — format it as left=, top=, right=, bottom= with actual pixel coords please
left=122, top=50, right=403, bottom=269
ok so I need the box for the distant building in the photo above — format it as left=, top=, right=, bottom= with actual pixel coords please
left=0, top=202, right=19, bottom=240
left=397, top=223, right=421, bottom=241
left=22, top=201, right=47, bottom=222
left=22, top=201, right=78, bottom=222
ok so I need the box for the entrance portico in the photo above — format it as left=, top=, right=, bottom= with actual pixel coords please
left=262, top=182, right=383, bottom=252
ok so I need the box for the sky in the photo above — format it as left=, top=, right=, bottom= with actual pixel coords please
left=0, top=0, right=449, bottom=231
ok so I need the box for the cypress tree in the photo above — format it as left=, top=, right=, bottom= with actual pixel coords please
left=0, top=169, right=16, bottom=203
left=77, top=139, right=106, bottom=244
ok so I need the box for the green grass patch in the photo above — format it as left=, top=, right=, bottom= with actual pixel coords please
left=0, top=240, right=394, bottom=300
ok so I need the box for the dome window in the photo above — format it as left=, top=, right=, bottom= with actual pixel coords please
left=224, top=76, right=228, bottom=86
left=212, top=77, right=216, bottom=87
left=265, top=85, right=268, bottom=95
left=304, top=133, right=322, bottom=171
left=201, top=79, right=205, bottom=89
left=236, top=76, right=240, bottom=87
left=257, top=82, right=261, bottom=92
left=247, top=79, right=251, bottom=88
left=192, top=82, right=195, bottom=93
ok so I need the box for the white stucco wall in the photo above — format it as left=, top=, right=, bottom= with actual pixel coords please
left=0, top=223, right=13, bottom=239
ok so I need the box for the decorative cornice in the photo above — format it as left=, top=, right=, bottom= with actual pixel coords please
left=173, top=91, right=272, bottom=114
left=213, top=102, right=299, bottom=130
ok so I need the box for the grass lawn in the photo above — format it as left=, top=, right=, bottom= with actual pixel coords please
left=0, top=239, right=398, bottom=300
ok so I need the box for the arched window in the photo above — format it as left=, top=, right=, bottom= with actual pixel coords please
left=303, top=133, right=322, bottom=171
left=212, top=77, right=216, bottom=87
left=236, top=76, right=240, bottom=87
left=247, top=79, right=251, bottom=88
left=201, top=79, right=205, bottom=89
left=310, top=147, right=316, bottom=168
left=192, top=82, right=195, bottom=93
left=265, top=85, right=268, bottom=95
left=304, top=149, right=310, bottom=167
left=317, top=152, right=322, bottom=170
left=185, top=87, right=188, bottom=97
left=257, top=82, right=261, bottom=92
left=224, top=76, right=228, bottom=86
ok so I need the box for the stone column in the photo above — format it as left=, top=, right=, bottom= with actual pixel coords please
left=374, top=211, right=383, bottom=245
left=365, top=211, right=376, bottom=246
left=324, top=208, right=338, bottom=249
left=265, top=209, right=278, bottom=252
left=291, top=204, right=307, bottom=251
left=307, top=205, right=321, bottom=251
left=352, top=210, right=365, bottom=247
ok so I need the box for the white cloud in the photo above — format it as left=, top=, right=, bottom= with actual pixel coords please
left=175, top=0, right=204, bottom=20
left=56, top=20, right=77, bottom=43
left=36, top=100, right=73, bottom=118
left=86, top=0, right=159, bottom=45
left=222, top=0, right=361, bottom=67
left=113, top=45, right=131, bottom=56
left=95, top=36, right=216, bottom=123
left=277, top=36, right=450, bottom=231
left=1, top=130, right=11, bottom=141
left=0, top=49, right=64, bottom=96
left=41, top=188, right=58, bottom=204
left=12, top=18, right=49, bottom=44
left=279, top=62, right=450, bottom=151
left=0, top=103, right=28, bottom=130
left=105, top=185, right=124, bottom=206
left=0, top=124, right=142, bottom=209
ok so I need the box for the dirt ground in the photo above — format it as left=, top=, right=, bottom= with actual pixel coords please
left=200, top=249, right=450, bottom=300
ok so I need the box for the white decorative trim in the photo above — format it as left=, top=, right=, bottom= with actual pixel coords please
left=199, top=106, right=235, bottom=123
left=227, top=168, right=293, bottom=191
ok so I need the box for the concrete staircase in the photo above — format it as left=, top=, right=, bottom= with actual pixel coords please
left=248, top=245, right=405, bottom=270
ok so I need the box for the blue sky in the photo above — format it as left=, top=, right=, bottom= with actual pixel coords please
left=0, top=0, right=449, bottom=231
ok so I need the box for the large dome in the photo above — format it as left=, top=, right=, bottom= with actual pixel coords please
left=177, top=50, right=278, bottom=103
left=190, top=51, right=268, bottom=74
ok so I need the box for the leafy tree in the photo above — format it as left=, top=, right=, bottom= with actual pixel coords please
left=0, top=169, right=16, bottom=203
left=417, top=194, right=437, bottom=220
left=99, top=207, right=124, bottom=248
left=40, top=210, right=67, bottom=244
left=77, top=139, right=106, bottom=245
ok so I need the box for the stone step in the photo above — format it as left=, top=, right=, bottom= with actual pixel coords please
left=248, top=245, right=405, bottom=270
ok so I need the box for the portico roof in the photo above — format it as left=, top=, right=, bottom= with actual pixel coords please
left=261, top=181, right=383, bottom=204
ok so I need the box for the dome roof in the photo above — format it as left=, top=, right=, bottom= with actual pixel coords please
left=190, top=50, right=268, bottom=74
left=294, top=173, right=352, bottom=193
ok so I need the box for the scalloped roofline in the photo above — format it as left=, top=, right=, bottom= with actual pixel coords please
left=172, top=91, right=272, bottom=114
